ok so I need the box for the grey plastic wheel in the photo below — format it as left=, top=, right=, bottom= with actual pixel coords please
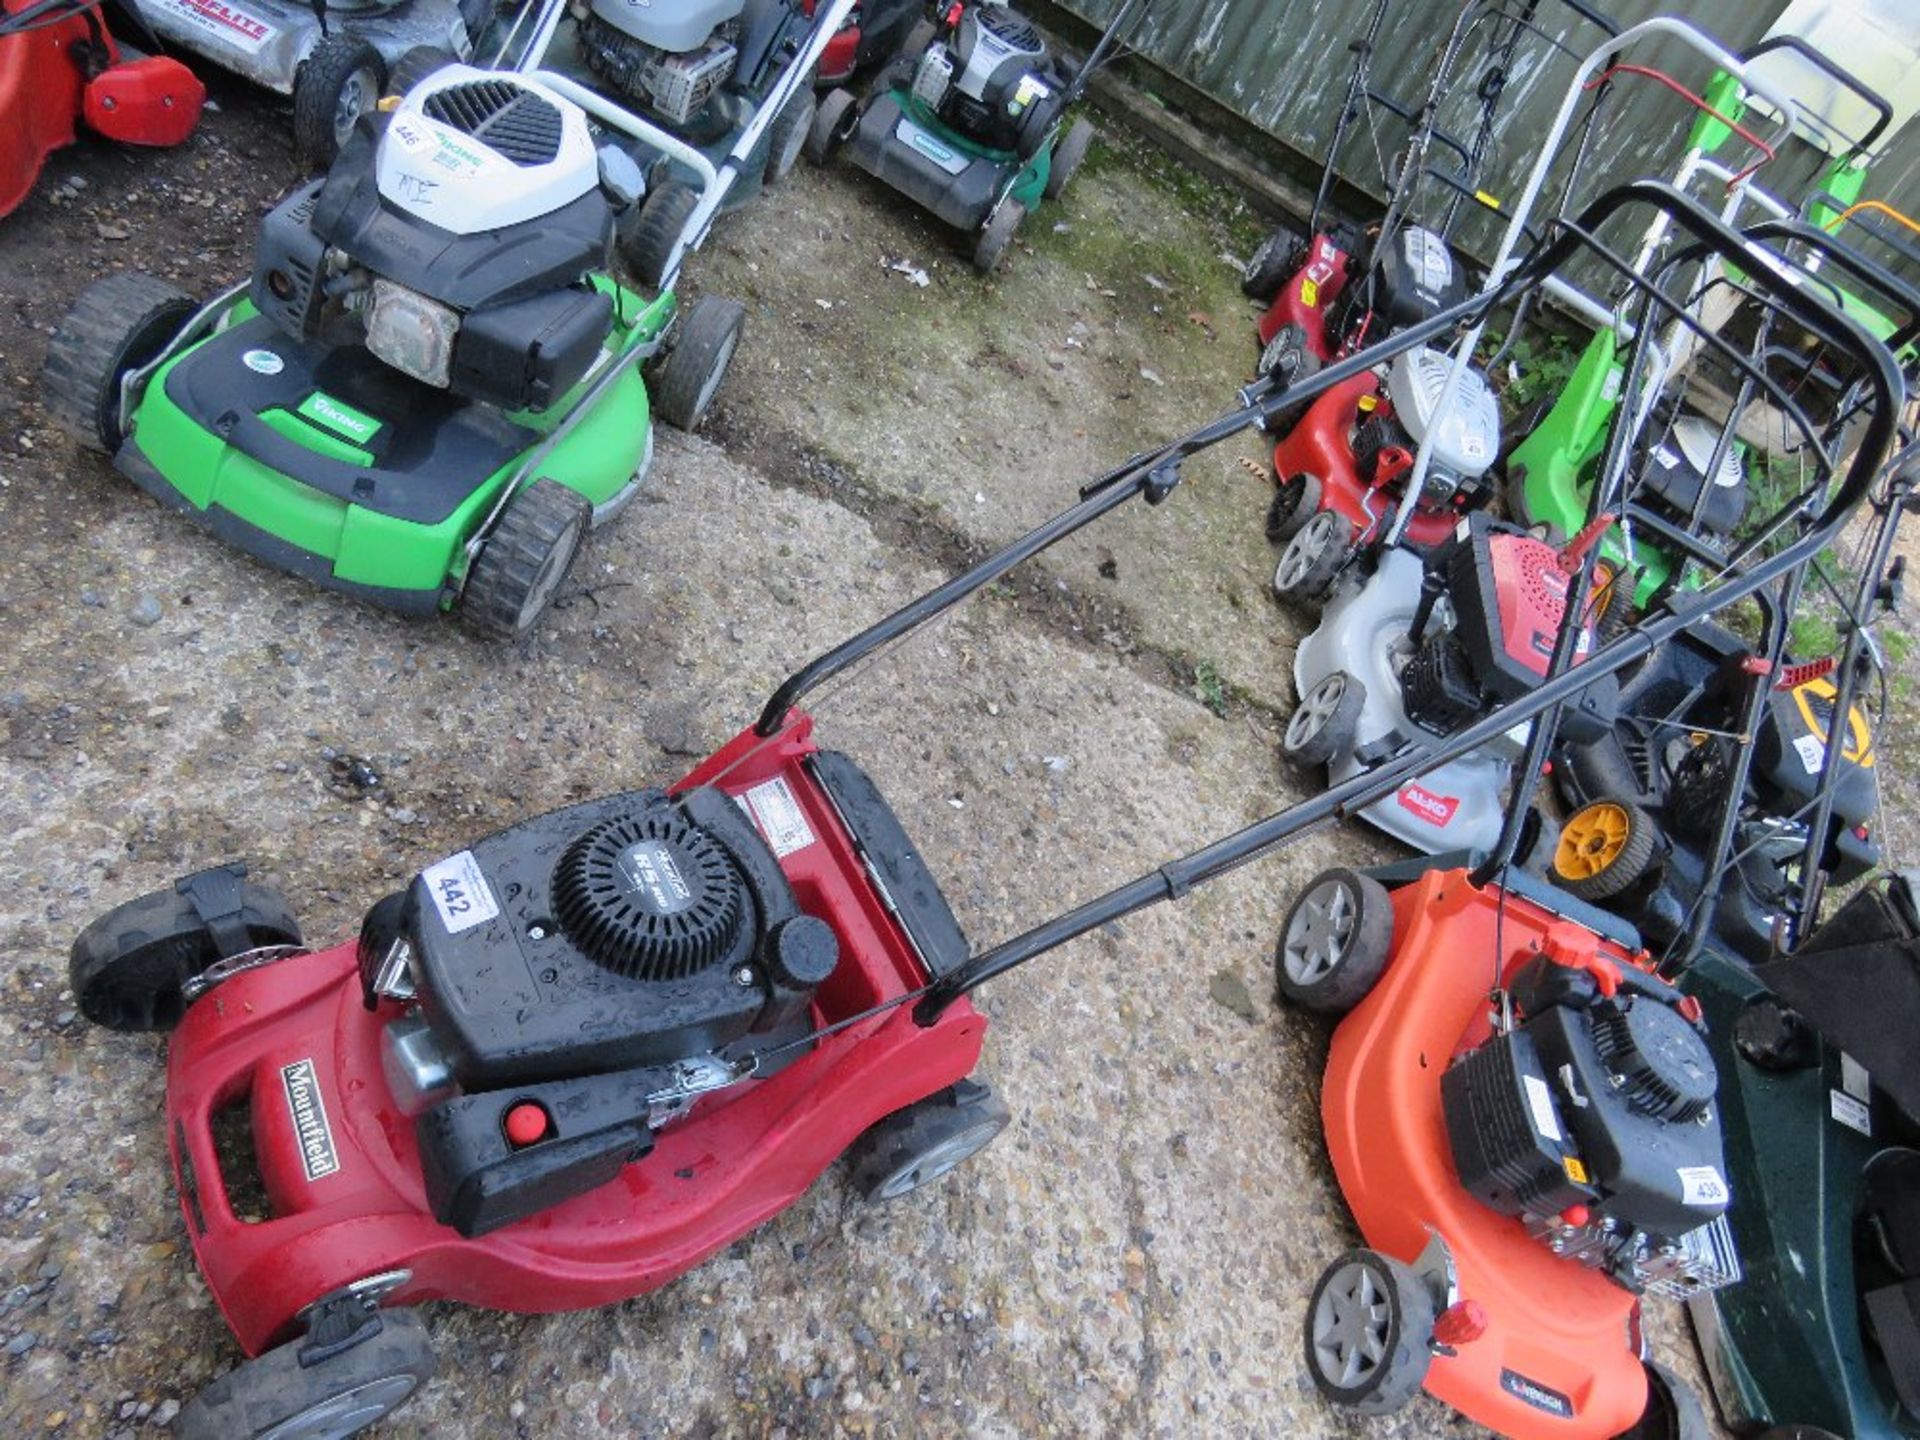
left=655, top=295, right=745, bottom=432
left=178, top=1309, right=434, bottom=1440
left=1043, top=118, right=1094, bottom=201
left=1265, top=471, right=1323, bottom=545
left=1304, top=1249, right=1434, bottom=1415
left=972, top=200, right=1026, bottom=274
left=461, top=479, right=590, bottom=640
left=42, top=272, right=195, bottom=453
left=294, top=37, right=384, bottom=165
left=1282, top=670, right=1364, bottom=768
left=1275, top=868, right=1394, bottom=1013
left=1273, top=508, right=1352, bottom=603
left=848, top=1081, right=1010, bottom=1202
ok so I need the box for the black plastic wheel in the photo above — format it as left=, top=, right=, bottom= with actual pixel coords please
left=1552, top=798, right=1663, bottom=901
left=384, top=45, right=457, bottom=99
left=654, top=294, right=744, bottom=432
left=178, top=1309, right=435, bottom=1440
left=806, top=86, right=858, bottom=165
left=763, top=82, right=817, bottom=185
left=293, top=36, right=385, bottom=166
left=1304, top=1249, right=1434, bottom=1415
left=1242, top=224, right=1302, bottom=300
left=1274, top=868, right=1394, bottom=1013
left=1505, top=465, right=1538, bottom=529
left=1282, top=670, right=1365, bottom=769
left=42, top=272, right=195, bottom=453
left=461, top=479, right=591, bottom=640
left=1610, top=1360, right=1712, bottom=1440
left=1667, top=739, right=1731, bottom=843
left=1513, top=805, right=1563, bottom=878
left=972, top=199, right=1025, bottom=274
left=1272, top=508, right=1352, bottom=603
left=619, top=180, right=700, bottom=290
left=847, top=1080, right=1010, bottom=1202
left=1265, top=471, right=1323, bottom=545
left=1256, top=323, right=1323, bottom=436
left=1043, top=117, right=1094, bottom=201
left=69, top=871, right=301, bottom=1032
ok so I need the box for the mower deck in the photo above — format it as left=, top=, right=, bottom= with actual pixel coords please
left=842, top=89, right=1045, bottom=234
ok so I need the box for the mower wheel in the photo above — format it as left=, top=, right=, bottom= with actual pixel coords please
left=1256, top=325, right=1322, bottom=436
left=972, top=200, right=1026, bottom=274
left=764, top=82, right=817, bottom=184
left=462, top=479, right=590, bottom=640
left=1305, top=1249, right=1434, bottom=1415
left=1272, top=508, right=1352, bottom=604
left=42, top=272, right=195, bottom=453
left=619, top=180, right=699, bottom=290
left=655, top=295, right=745, bottom=431
left=1553, top=799, right=1662, bottom=901
left=385, top=45, right=458, bottom=99
left=1242, top=224, right=1302, bottom=301
left=1611, top=1360, right=1712, bottom=1440
left=848, top=1079, right=1011, bottom=1202
left=1265, top=471, right=1323, bottom=545
left=1504, top=465, right=1538, bottom=529
left=70, top=871, right=301, bottom=1032
left=806, top=87, right=858, bottom=164
left=1275, top=867, right=1393, bottom=1013
left=294, top=36, right=386, bottom=166
left=1043, top=118, right=1095, bottom=201
left=1282, top=671, right=1365, bottom=770
left=177, top=1308, right=434, bottom=1440
left=1513, top=806, right=1563, bottom=878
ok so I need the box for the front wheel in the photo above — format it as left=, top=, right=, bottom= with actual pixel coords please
left=293, top=36, right=385, bottom=166
left=1552, top=798, right=1662, bottom=901
left=1043, top=118, right=1095, bottom=201
left=763, top=82, right=817, bottom=184
left=654, top=295, right=745, bottom=431
left=1272, top=507, right=1352, bottom=604
left=618, top=181, right=700, bottom=291
left=178, top=1309, right=434, bottom=1440
left=1281, top=669, right=1365, bottom=769
left=972, top=200, right=1026, bottom=274
left=847, top=1079, right=1010, bottom=1202
left=41, top=272, right=195, bottom=453
left=1265, top=471, right=1323, bottom=545
left=806, top=86, right=858, bottom=165
left=1304, top=1249, right=1434, bottom=1415
left=461, top=479, right=591, bottom=640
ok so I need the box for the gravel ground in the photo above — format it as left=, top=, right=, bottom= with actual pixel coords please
left=0, top=70, right=1759, bottom=1440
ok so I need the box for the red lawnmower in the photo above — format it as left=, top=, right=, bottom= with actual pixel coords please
left=64, top=186, right=1898, bottom=1439
left=0, top=0, right=200, bottom=219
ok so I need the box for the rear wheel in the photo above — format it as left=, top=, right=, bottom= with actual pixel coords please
left=1242, top=224, right=1301, bottom=301
left=1611, top=1361, right=1711, bottom=1440
left=1265, top=471, right=1323, bottom=544
left=42, top=272, right=194, bottom=453
left=69, top=868, right=301, bottom=1032
left=293, top=36, right=385, bottom=166
left=178, top=1308, right=434, bottom=1440
left=384, top=45, right=457, bottom=99
left=1282, top=670, right=1364, bottom=768
left=1274, top=868, right=1393, bottom=1013
left=848, top=1080, right=1011, bottom=1202
left=619, top=180, right=700, bottom=290
left=1256, top=323, right=1322, bottom=435
left=972, top=199, right=1025, bottom=274
left=806, top=86, right=858, bottom=165
left=1272, top=508, right=1351, bottom=603
left=1553, top=799, right=1662, bottom=901
left=763, top=83, right=817, bottom=184
left=1043, top=118, right=1094, bottom=201
left=654, top=295, right=745, bottom=431
left=1304, top=1249, right=1434, bottom=1415
left=461, top=479, right=590, bottom=640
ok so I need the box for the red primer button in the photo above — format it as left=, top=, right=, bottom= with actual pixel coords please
left=504, top=1102, right=550, bottom=1147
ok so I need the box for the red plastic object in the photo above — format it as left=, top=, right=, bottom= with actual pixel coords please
left=816, top=23, right=861, bottom=84
left=1270, top=371, right=1458, bottom=551
left=503, top=1103, right=549, bottom=1147
left=163, top=713, right=986, bottom=1355
left=1255, top=230, right=1353, bottom=359
left=1320, top=870, right=1650, bottom=1438
left=1775, top=657, right=1836, bottom=690
left=1434, top=1298, right=1490, bottom=1348
left=83, top=54, right=202, bottom=146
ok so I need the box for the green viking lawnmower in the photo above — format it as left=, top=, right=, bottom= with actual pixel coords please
left=39, top=59, right=776, bottom=640
left=804, top=0, right=1146, bottom=272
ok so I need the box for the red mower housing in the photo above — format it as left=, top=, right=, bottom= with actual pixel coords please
left=160, top=714, right=985, bottom=1355
left=1256, top=229, right=1356, bottom=359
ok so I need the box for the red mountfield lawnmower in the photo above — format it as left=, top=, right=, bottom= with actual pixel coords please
left=0, top=0, right=201, bottom=219
left=64, top=186, right=1898, bottom=1439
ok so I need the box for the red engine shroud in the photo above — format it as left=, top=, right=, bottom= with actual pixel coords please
left=1255, top=230, right=1352, bottom=360
left=162, top=715, right=986, bottom=1355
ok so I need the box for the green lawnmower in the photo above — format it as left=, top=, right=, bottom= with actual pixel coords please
left=42, top=65, right=744, bottom=639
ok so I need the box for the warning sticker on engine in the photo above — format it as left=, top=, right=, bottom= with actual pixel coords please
left=421, top=850, right=500, bottom=935
left=1841, top=1051, right=1870, bottom=1100
left=739, top=777, right=816, bottom=858
left=1522, top=1073, right=1563, bottom=1142
left=148, top=0, right=275, bottom=54
left=1677, top=1165, right=1729, bottom=1207
left=1831, top=1087, right=1872, bottom=1137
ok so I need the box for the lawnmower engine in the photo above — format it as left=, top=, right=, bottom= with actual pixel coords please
left=357, top=785, right=840, bottom=1236
left=1443, top=940, right=1741, bottom=1298
left=1352, top=346, right=1500, bottom=513
left=575, top=0, right=773, bottom=131
left=908, top=2, right=1067, bottom=154
left=1399, top=512, right=1618, bottom=746
left=249, top=67, right=635, bottom=413
left=1335, top=224, right=1467, bottom=347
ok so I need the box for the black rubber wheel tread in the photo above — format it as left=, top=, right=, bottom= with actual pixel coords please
left=1266, top=471, right=1324, bottom=545
left=385, top=45, right=457, bottom=98
left=42, top=272, right=195, bottom=453
left=1282, top=670, right=1366, bottom=768
left=1274, top=867, right=1394, bottom=1013
left=806, top=87, right=857, bottom=165
left=293, top=36, right=385, bottom=166
left=1303, top=1248, right=1434, bottom=1415
left=972, top=199, right=1025, bottom=274
left=1273, top=509, right=1352, bottom=603
left=654, top=294, right=745, bottom=432
left=1043, top=117, right=1094, bottom=201
left=1610, top=1360, right=1712, bottom=1440
left=1242, top=224, right=1301, bottom=300
left=1554, top=798, right=1663, bottom=901
left=763, top=82, right=817, bottom=184
left=619, top=180, right=699, bottom=290
left=177, top=1309, right=435, bottom=1440
left=461, top=479, right=590, bottom=640
left=69, top=877, right=300, bottom=1032
left=1513, top=806, right=1563, bottom=878
left=847, top=1082, right=1011, bottom=1202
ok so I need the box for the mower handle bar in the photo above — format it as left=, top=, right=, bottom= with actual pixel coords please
left=1739, top=33, right=1893, bottom=160
left=905, top=181, right=1902, bottom=1023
